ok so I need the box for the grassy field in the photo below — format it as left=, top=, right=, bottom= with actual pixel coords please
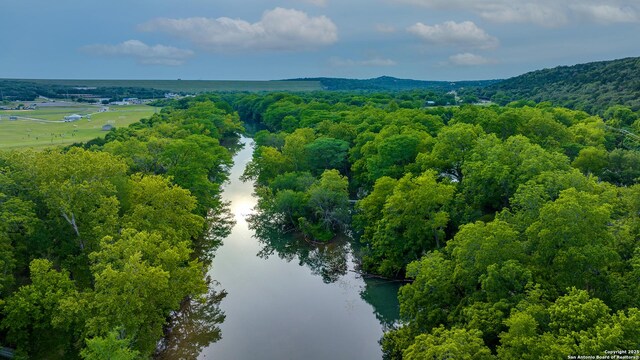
left=0, top=104, right=157, bottom=150
left=5, top=79, right=323, bottom=93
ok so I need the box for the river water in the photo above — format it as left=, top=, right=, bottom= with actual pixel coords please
left=159, top=137, right=401, bottom=360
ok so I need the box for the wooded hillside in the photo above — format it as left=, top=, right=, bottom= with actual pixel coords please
left=482, top=56, right=640, bottom=113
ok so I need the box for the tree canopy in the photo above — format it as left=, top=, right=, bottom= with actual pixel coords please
left=227, top=90, right=640, bottom=359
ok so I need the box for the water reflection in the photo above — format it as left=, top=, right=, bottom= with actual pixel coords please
left=248, top=207, right=402, bottom=328
left=247, top=210, right=349, bottom=283
left=161, top=136, right=402, bottom=359
left=156, top=282, right=227, bottom=360
left=360, top=278, right=403, bottom=330
left=196, top=203, right=235, bottom=266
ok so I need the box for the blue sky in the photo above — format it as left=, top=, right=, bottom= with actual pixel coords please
left=2, top=0, right=639, bottom=80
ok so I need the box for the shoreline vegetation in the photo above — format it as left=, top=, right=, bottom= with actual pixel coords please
left=0, top=94, right=243, bottom=359
left=0, top=55, right=639, bottom=359
left=224, top=89, right=640, bottom=359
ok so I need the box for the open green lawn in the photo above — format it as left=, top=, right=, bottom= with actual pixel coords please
left=0, top=104, right=157, bottom=150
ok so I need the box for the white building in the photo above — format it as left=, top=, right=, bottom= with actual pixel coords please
left=64, top=114, right=82, bottom=122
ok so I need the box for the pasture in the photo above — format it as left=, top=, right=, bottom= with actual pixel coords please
left=0, top=104, right=157, bottom=150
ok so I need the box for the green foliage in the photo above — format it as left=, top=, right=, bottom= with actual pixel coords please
left=2, top=259, right=78, bottom=357
left=526, top=189, right=620, bottom=298
left=601, top=148, right=640, bottom=186
left=242, top=146, right=291, bottom=184
left=254, top=168, right=350, bottom=242
left=403, top=327, right=494, bottom=360
left=572, top=146, right=609, bottom=175
left=282, top=128, right=315, bottom=171
left=121, top=174, right=205, bottom=242
left=449, top=221, right=524, bottom=292
left=88, top=238, right=171, bottom=354
left=361, top=171, right=455, bottom=277
left=462, top=134, right=570, bottom=212
left=498, top=289, right=640, bottom=359
left=0, top=96, right=241, bottom=358
left=418, top=122, right=485, bottom=182
left=295, top=76, right=497, bottom=92
left=604, top=105, right=638, bottom=127
left=81, top=329, right=139, bottom=360
left=353, top=127, right=432, bottom=187
left=220, top=90, right=640, bottom=359
left=304, top=137, right=350, bottom=175
left=481, top=56, right=640, bottom=114
left=399, top=252, right=456, bottom=330
left=29, top=148, right=128, bottom=253
left=159, top=134, right=231, bottom=213
left=263, top=98, right=302, bottom=131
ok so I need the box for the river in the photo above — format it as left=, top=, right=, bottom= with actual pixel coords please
left=158, top=136, right=401, bottom=360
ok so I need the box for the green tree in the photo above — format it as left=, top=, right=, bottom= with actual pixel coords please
left=363, top=171, right=455, bottom=277
left=28, top=148, right=127, bottom=254
left=301, top=169, right=350, bottom=241
left=354, top=176, right=397, bottom=242
left=304, top=137, right=350, bottom=175
left=121, top=174, right=204, bottom=243
left=81, top=329, right=139, bottom=360
left=572, top=146, right=609, bottom=176
left=517, top=109, right=572, bottom=151
left=526, top=189, right=620, bottom=298
left=568, top=116, right=606, bottom=148
left=159, top=134, right=231, bottom=213
left=0, top=190, right=37, bottom=294
left=367, top=133, right=424, bottom=181
left=449, top=220, right=524, bottom=292
left=397, top=252, right=457, bottom=333
left=404, top=327, right=494, bottom=360
left=242, top=146, right=291, bottom=184
left=498, top=288, right=640, bottom=359
left=418, top=122, right=484, bottom=182
left=602, top=149, right=640, bottom=186
left=604, top=105, right=638, bottom=127
left=1, top=259, right=79, bottom=357
left=282, top=128, right=315, bottom=171
left=263, top=98, right=302, bottom=131
left=88, top=229, right=205, bottom=356
left=462, top=134, right=569, bottom=212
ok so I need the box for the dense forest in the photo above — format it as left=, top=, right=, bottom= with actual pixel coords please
left=0, top=95, right=243, bottom=358
left=224, top=90, right=640, bottom=359
left=285, top=76, right=499, bottom=92
left=481, top=56, right=640, bottom=113
left=2, top=72, right=640, bottom=358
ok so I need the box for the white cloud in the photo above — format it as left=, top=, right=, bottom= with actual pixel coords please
left=375, top=24, right=397, bottom=33
left=448, top=53, right=495, bottom=66
left=139, top=8, right=338, bottom=52
left=394, top=0, right=640, bottom=27
left=330, top=57, right=397, bottom=67
left=572, top=4, right=639, bottom=23
left=478, top=3, right=567, bottom=27
left=300, top=0, right=327, bottom=6
left=82, top=40, right=194, bottom=66
left=395, top=0, right=566, bottom=26
left=408, top=21, right=498, bottom=49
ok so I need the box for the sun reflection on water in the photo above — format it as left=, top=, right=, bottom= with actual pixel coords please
left=230, top=196, right=255, bottom=223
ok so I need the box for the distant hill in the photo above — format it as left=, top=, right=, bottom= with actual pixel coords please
left=285, top=76, right=500, bottom=91
left=482, top=56, right=640, bottom=113
left=8, top=56, right=640, bottom=113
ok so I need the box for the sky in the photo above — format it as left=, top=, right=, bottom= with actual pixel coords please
left=2, top=0, right=639, bottom=81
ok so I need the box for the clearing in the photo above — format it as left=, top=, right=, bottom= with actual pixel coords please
left=0, top=103, right=156, bottom=150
